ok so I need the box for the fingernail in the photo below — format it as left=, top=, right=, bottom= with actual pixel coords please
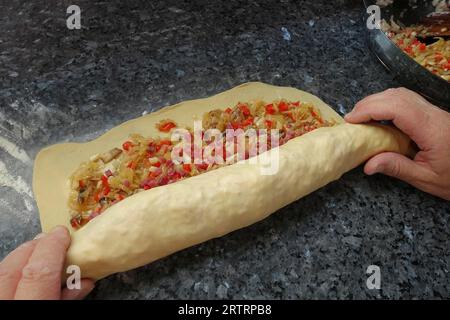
left=33, top=233, right=45, bottom=240
left=374, top=164, right=384, bottom=174
left=366, top=164, right=382, bottom=176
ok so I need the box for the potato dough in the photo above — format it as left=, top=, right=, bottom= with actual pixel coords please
left=33, top=82, right=412, bottom=280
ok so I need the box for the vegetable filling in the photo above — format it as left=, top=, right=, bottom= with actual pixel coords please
left=69, top=100, right=336, bottom=229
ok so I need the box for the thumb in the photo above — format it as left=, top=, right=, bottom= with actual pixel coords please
left=364, top=152, right=427, bottom=185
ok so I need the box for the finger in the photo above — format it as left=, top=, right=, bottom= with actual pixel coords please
left=348, top=90, right=392, bottom=111
left=350, top=87, right=432, bottom=118
left=14, top=226, right=71, bottom=300
left=61, top=279, right=95, bottom=300
left=0, top=239, right=39, bottom=300
left=346, top=88, right=427, bottom=125
left=345, top=88, right=434, bottom=148
left=351, top=87, right=430, bottom=115
left=364, top=152, right=431, bottom=187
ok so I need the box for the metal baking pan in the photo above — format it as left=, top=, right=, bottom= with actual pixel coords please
left=363, top=0, right=450, bottom=108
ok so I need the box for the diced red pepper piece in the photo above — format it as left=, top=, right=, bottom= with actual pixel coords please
left=239, top=104, right=251, bottom=116
left=224, top=107, right=232, bottom=114
left=278, top=101, right=288, bottom=112
left=70, top=217, right=80, bottom=229
left=196, top=163, right=209, bottom=170
left=101, top=175, right=109, bottom=187
left=231, top=122, right=242, bottom=130
left=265, top=104, right=275, bottom=115
left=183, top=164, right=192, bottom=172
left=291, top=101, right=300, bottom=107
left=242, top=117, right=254, bottom=127
left=78, top=180, right=85, bottom=189
left=153, top=161, right=161, bottom=167
left=265, top=119, right=273, bottom=129
left=122, top=141, right=133, bottom=151
left=418, top=43, right=426, bottom=52
left=160, top=140, right=172, bottom=146
left=158, top=121, right=177, bottom=132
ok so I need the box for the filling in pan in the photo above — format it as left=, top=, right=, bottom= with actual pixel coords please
left=69, top=100, right=337, bottom=229
left=381, top=3, right=450, bottom=82
left=387, top=26, right=450, bottom=82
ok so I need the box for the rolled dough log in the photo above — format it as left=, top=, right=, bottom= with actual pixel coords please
left=33, top=82, right=412, bottom=280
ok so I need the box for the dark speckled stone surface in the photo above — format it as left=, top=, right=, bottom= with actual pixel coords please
left=0, top=0, right=449, bottom=299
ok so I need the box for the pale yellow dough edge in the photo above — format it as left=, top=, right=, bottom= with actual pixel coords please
left=33, top=82, right=412, bottom=280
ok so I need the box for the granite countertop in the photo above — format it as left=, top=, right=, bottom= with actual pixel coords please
left=0, top=0, right=449, bottom=299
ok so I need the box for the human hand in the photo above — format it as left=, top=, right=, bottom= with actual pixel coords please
left=345, top=87, right=450, bottom=200
left=0, top=226, right=94, bottom=300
